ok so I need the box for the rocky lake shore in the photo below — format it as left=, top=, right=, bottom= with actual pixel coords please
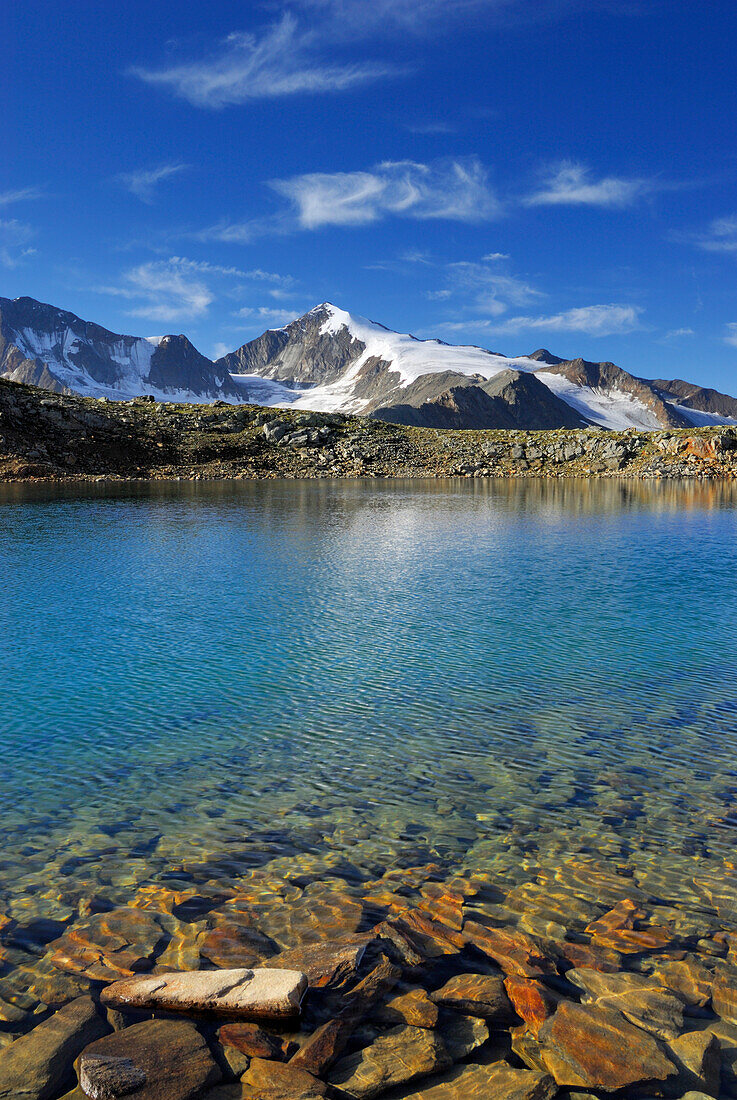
left=2, top=378, right=737, bottom=483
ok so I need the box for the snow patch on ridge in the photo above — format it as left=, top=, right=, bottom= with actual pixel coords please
left=663, top=402, right=737, bottom=427
left=534, top=371, right=663, bottom=430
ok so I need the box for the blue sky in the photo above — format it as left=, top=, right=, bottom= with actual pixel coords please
left=3, top=0, right=737, bottom=388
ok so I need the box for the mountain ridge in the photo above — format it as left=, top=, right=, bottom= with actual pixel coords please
left=2, top=295, right=736, bottom=432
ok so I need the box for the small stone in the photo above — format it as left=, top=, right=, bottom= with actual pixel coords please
left=264, top=936, right=371, bottom=988
left=76, top=1019, right=221, bottom=1100
left=431, top=972, right=513, bottom=1021
left=77, top=1055, right=147, bottom=1098
left=435, top=1011, right=489, bottom=1061
left=463, top=922, right=556, bottom=977
left=375, top=988, right=438, bottom=1028
left=0, top=997, right=109, bottom=1100
left=241, top=1058, right=328, bottom=1099
left=666, top=1030, right=721, bottom=1097
left=290, top=1020, right=345, bottom=1076
left=219, top=1023, right=297, bottom=1062
left=329, top=1024, right=450, bottom=1098
left=397, top=1061, right=557, bottom=1100
left=100, top=967, right=307, bottom=1020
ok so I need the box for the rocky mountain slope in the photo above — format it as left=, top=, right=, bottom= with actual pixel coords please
left=0, top=296, right=242, bottom=403
left=3, top=295, right=737, bottom=432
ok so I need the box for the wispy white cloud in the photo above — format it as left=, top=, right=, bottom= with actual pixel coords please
left=130, top=14, right=398, bottom=108
left=0, top=187, right=43, bottom=207
left=292, top=0, right=625, bottom=36
left=95, top=258, right=214, bottom=322
left=94, top=257, right=298, bottom=324
left=271, top=157, right=501, bottom=228
left=234, top=306, right=301, bottom=326
left=404, top=120, right=457, bottom=135
left=663, top=327, right=695, bottom=339
left=117, top=163, right=189, bottom=203
left=725, top=323, right=737, bottom=348
left=483, top=251, right=510, bottom=261
left=525, top=162, right=653, bottom=208
left=443, top=303, right=643, bottom=336
left=692, top=215, right=737, bottom=253
left=436, top=258, right=541, bottom=317
left=0, top=219, right=36, bottom=268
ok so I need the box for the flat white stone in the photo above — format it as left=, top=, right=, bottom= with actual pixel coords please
left=100, top=967, right=308, bottom=1019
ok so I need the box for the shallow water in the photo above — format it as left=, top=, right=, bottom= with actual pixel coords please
left=1, top=478, right=737, bottom=1019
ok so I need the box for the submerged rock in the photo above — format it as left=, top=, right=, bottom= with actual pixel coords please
left=566, top=966, right=685, bottom=1039
left=240, top=1058, right=330, bottom=1099
left=0, top=996, right=108, bottom=1100
left=76, top=1019, right=221, bottom=1099
left=48, top=908, right=165, bottom=982
left=503, top=976, right=558, bottom=1037
left=218, top=1022, right=297, bottom=1062
left=328, top=1024, right=451, bottom=1098
left=375, top=987, right=439, bottom=1028
left=430, top=971, right=513, bottom=1021
left=536, top=1000, right=678, bottom=1090
left=435, top=1011, right=489, bottom=1061
left=100, top=967, right=307, bottom=1019
left=264, top=935, right=372, bottom=988
left=463, top=922, right=556, bottom=977
left=397, top=1061, right=556, bottom=1100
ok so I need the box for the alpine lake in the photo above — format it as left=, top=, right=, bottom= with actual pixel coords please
left=1, top=477, right=737, bottom=1099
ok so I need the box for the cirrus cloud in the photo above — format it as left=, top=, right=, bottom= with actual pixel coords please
left=130, top=14, right=399, bottom=109
left=525, top=162, right=654, bottom=208
left=95, top=258, right=214, bottom=322
left=270, top=157, right=502, bottom=228
left=442, top=303, right=643, bottom=337
left=117, top=164, right=189, bottom=204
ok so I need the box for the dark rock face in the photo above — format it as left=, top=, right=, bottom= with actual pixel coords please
left=217, top=305, right=367, bottom=386
left=371, top=370, right=586, bottom=430
left=0, top=296, right=240, bottom=400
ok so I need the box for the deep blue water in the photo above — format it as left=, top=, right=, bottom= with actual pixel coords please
left=1, top=478, right=737, bottom=911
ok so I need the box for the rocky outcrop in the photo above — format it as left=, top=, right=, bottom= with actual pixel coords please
left=2, top=377, right=737, bottom=483
left=217, top=304, right=366, bottom=386
left=534, top=356, right=691, bottom=428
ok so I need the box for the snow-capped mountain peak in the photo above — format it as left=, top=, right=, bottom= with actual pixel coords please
left=3, top=295, right=737, bottom=431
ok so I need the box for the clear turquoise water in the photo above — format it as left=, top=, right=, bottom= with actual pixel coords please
left=1, top=478, right=737, bottom=925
